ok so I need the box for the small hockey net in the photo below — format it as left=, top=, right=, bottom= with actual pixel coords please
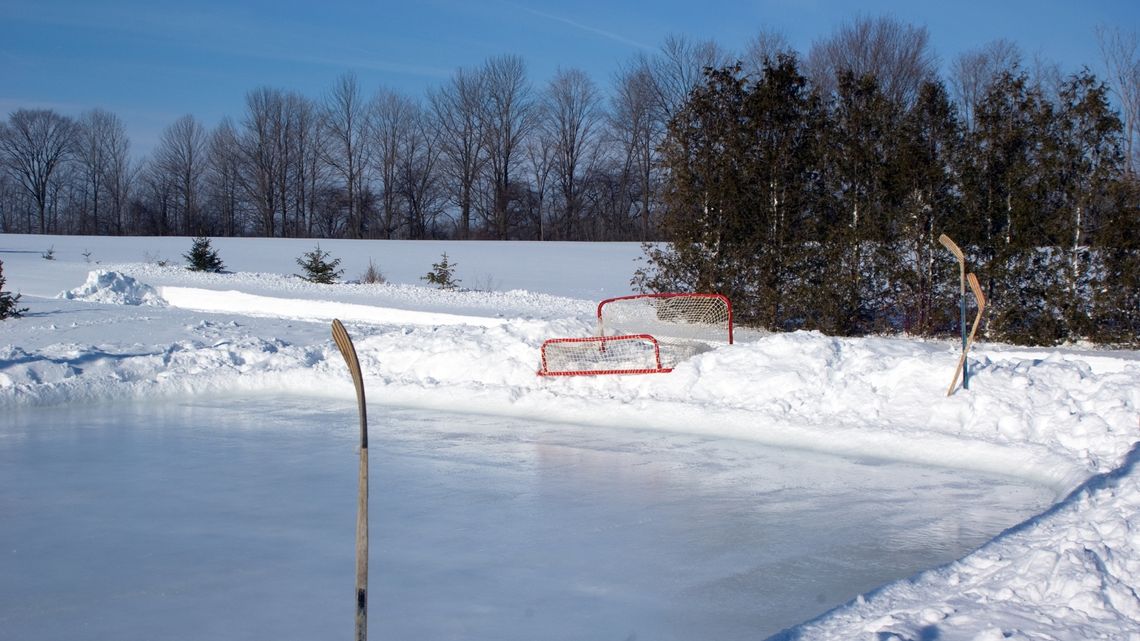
left=596, top=293, right=733, bottom=344
left=537, top=335, right=673, bottom=376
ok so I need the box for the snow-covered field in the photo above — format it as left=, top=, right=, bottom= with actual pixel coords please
left=2, top=233, right=1139, bottom=640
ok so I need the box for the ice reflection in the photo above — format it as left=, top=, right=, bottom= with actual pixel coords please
left=0, top=397, right=1053, bottom=641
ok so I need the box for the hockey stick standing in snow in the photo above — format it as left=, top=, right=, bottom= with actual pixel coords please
left=938, top=233, right=969, bottom=389
left=331, top=319, right=369, bottom=641
left=946, top=273, right=986, bottom=396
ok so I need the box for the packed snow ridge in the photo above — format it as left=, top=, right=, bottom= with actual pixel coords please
left=61, top=269, right=166, bottom=307
left=2, top=235, right=1139, bottom=640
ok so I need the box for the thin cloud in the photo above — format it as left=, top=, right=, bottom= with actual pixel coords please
left=269, top=49, right=453, bottom=79
left=508, top=3, right=652, bottom=50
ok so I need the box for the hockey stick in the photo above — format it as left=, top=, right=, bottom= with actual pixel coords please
left=946, top=273, right=986, bottom=396
left=331, top=319, right=369, bottom=641
left=938, top=233, right=968, bottom=388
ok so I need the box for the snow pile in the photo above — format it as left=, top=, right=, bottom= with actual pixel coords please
left=2, top=239, right=1139, bottom=640
left=59, top=270, right=167, bottom=306
left=778, top=445, right=1140, bottom=640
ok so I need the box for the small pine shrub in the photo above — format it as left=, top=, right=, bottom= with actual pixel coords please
left=0, top=259, right=29, bottom=320
left=421, top=252, right=460, bottom=290
left=296, top=245, right=344, bottom=284
left=184, top=236, right=225, bottom=272
left=360, top=259, right=386, bottom=284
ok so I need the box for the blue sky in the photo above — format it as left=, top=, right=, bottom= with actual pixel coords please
left=2, top=0, right=1137, bottom=157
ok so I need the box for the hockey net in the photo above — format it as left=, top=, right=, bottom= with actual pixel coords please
left=596, top=293, right=733, bottom=344
left=538, top=335, right=673, bottom=376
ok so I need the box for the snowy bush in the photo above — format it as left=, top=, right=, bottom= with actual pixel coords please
left=183, top=236, right=225, bottom=273
left=296, top=245, right=343, bottom=284
left=421, top=252, right=460, bottom=290
left=360, top=259, right=386, bottom=284
left=0, top=259, right=28, bottom=319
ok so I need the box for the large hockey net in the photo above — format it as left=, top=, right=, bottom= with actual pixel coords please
left=596, top=293, right=733, bottom=344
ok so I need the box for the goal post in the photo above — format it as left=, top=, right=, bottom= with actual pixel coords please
left=537, top=335, right=673, bottom=376
left=596, top=293, right=733, bottom=344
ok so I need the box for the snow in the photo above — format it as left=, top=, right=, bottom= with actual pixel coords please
left=2, top=233, right=1139, bottom=639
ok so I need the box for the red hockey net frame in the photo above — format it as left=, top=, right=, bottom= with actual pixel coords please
left=537, top=334, right=673, bottom=377
left=596, top=293, right=733, bottom=344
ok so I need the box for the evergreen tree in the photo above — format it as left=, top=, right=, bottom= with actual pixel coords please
left=635, top=65, right=759, bottom=320
left=1050, top=70, right=1126, bottom=340
left=183, top=236, right=225, bottom=272
left=743, top=53, right=825, bottom=331
left=963, top=70, right=1052, bottom=343
left=295, top=245, right=344, bottom=284
left=816, top=71, right=901, bottom=335
left=1091, top=179, right=1140, bottom=345
left=0, top=259, right=29, bottom=320
left=892, top=80, right=962, bottom=335
left=421, top=252, right=461, bottom=290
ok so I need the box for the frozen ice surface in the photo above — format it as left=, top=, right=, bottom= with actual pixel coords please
left=0, top=396, right=1051, bottom=641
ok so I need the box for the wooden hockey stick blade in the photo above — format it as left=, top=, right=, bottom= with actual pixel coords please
left=938, top=233, right=965, bottom=262
left=332, top=319, right=367, bottom=449
left=946, top=274, right=988, bottom=396
left=966, top=272, right=986, bottom=318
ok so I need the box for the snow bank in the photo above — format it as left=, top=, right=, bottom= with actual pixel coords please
left=2, top=250, right=1139, bottom=639
left=776, top=445, right=1140, bottom=641
left=59, top=270, right=166, bottom=306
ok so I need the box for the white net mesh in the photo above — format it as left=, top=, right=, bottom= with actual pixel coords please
left=537, top=335, right=714, bottom=376
left=597, top=294, right=732, bottom=343
left=538, top=335, right=670, bottom=376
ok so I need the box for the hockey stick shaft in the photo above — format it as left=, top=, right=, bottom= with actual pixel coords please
left=331, top=319, right=368, bottom=641
left=946, top=273, right=987, bottom=396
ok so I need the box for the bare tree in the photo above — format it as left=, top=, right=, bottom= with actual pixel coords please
left=75, top=109, right=131, bottom=234
left=324, top=73, right=372, bottom=238
left=950, top=39, right=1022, bottom=131
left=429, top=66, right=487, bottom=239
left=479, top=54, right=536, bottom=239
left=138, top=152, right=175, bottom=235
left=1030, top=53, right=1065, bottom=104
left=397, top=105, right=446, bottom=239
left=101, top=115, right=133, bottom=235
left=154, top=114, right=208, bottom=234
left=610, top=58, right=661, bottom=240
left=524, top=125, right=554, bottom=241
left=239, top=87, right=285, bottom=236
left=742, top=28, right=795, bottom=81
left=0, top=109, right=76, bottom=234
left=289, top=92, right=325, bottom=238
left=205, top=118, right=244, bottom=236
left=651, top=34, right=730, bottom=123
left=1097, top=25, right=1140, bottom=175
left=545, top=67, right=602, bottom=240
left=369, top=88, right=416, bottom=238
left=806, top=15, right=937, bottom=107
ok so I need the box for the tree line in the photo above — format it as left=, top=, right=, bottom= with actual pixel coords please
left=0, top=17, right=1137, bottom=344
left=637, top=48, right=1139, bottom=346
left=0, top=39, right=716, bottom=243
left=2, top=18, right=1136, bottom=244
